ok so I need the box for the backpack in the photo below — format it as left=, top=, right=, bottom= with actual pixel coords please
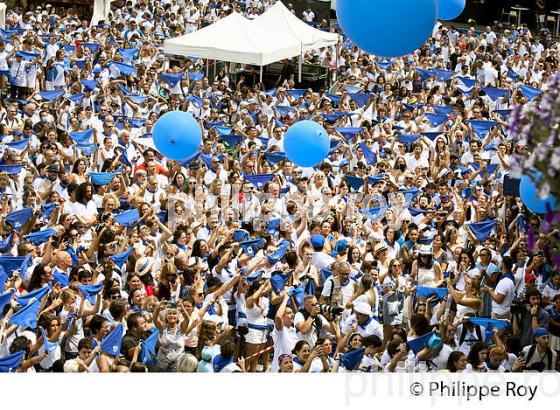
left=458, top=323, right=483, bottom=346
left=328, top=276, right=343, bottom=307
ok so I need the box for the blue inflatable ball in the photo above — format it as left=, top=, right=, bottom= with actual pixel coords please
left=336, top=0, right=437, bottom=58
left=520, top=170, right=559, bottom=214
left=152, top=111, right=201, bottom=161
left=438, top=0, right=466, bottom=21
left=284, top=121, right=329, bottom=167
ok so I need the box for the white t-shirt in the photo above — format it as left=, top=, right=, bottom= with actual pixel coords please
left=271, top=325, right=297, bottom=372
left=492, top=276, right=515, bottom=315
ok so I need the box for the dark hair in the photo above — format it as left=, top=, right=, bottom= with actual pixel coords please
left=75, top=182, right=94, bottom=205
left=410, top=314, right=431, bottom=336
left=89, top=314, right=108, bottom=336
left=78, top=338, right=94, bottom=351
left=126, top=312, right=143, bottom=331
left=27, top=263, right=50, bottom=291
left=9, top=336, right=31, bottom=356
left=291, top=340, right=310, bottom=356
left=220, top=338, right=236, bottom=359
left=131, top=362, right=148, bottom=372
left=446, top=351, right=466, bottom=372
left=467, top=341, right=487, bottom=368
left=109, top=298, right=128, bottom=320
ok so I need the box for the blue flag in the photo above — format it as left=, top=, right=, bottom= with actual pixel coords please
left=117, top=47, right=139, bottom=61
left=416, top=286, right=448, bottom=300
left=159, top=72, right=183, bottom=87
left=275, top=106, right=294, bottom=117
left=493, top=109, right=512, bottom=120
left=457, top=76, right=477, bottom=89
left=321, top=268, right=333, bottom=283
left=358, top=142, right=377, bottom=165
left=403, top=103, right=424, bottom=112
left=68, top=93, right=84, bottom=104
left=467, top=220, right=497, bottom=242
left=41, top=203, right=56, bottom=221
left=16, top=285, right=50, bottom=307
left=340, top=347, right=365, bottom=370
left=421, top=131, right=444, bottom=141
left=267, top=242, right=290, bottom=265
left=397, top=134, right=420, bottom=148
left=77, top=283, right=103, bottom=304
left=507, top=70, right=519, bottom=81
left=432, top=105, right=453, bottom=115
left=24, top=228, right=56, bottom=246
left=415, top=68, right=434, bottom=81
left=101, top=323, right=124, bottom=356
left=267, top=218, right=281, bottom=235
left=287, top=284, right=305, bottom=309
left=376, top=61, right=393, bottom=70
left=80, top=79, right=98, bottom=91
left=270, top=271, right=292, bottom=295
left=425, top=113, right=448, bottom=127
left=519, top=84, right=543, bottom=101
left=483, top=87, right=508, bottom=102
left=467, top=120, right=498, bottom=138
left=10, top=298, right=40, bottom=329
left=69, top=128, right=94, bottom=145
left=399, top=187, right=421, bottom=199
left=83, top=42, right=100, bottom=53
left=321, top=112, right=351, bottom=123
left=6, top=207, right=33, bottom=232
left=128, top=118, right=146, bottom=128
left=0, top=255, right=31, bottom=278
left=110, top=246, right=134, bottom=270
left=0, top=164, right=25, bottom=175
left=368, top=175, right=385, bottom=185
left=6, top=138, right=29, bottom=151
left=76, top=143, right=97, bottom=156
left=433, top=69, right=454, bottom=82
left=285, top=89, right=307, bottom=99
left=109, top=60, right=136, bottom=76
left=0, top=350, right=25, bottom=373
left=188, top=72, right=204, bottom=81
left=215, top=125, right=233, bottom=135
left=348, top=93, right=372, bottom=107
left=469, top=317, right=508, bottom=331
left=335, top=127, right=361, bottom=141
left=220, top=134, right=244, bottom=148
left=345, top=175, right=364, bottom=192
left=358, top=206, right=388, bottom=222
left=233, top=229, right=250, bottom=243
left=407, top=331, right=434, bottom=354
left=244, top=174, right=275, bottom=190
left=407, top=207, right=432, bottom=217
left=0, top=234, right=15, bottom=254
left=140, top=328, right=159, bottom=365
left=42, top=328, right=60, bottom=353
left=239, top=238, right=266, bottom=257
left=179, top=151, right=201, bottom=167
left=265, top=152, right=287, bottom=165
left=38, top=89, right=65, bottom=101
left=0, top=290, right=14, bottom=317
left=90, top=172, right=117, bottom=186
left=115, top=208, right=139, bottom=227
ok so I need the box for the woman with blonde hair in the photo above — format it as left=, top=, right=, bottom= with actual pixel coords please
left=447, top=277, right=482, bottom=320
left=152, top=300, right=191, bottom=372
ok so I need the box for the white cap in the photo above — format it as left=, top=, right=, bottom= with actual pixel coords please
left=353, top=302, right=373, bottom=316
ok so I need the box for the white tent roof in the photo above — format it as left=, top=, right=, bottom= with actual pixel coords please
left=252, top=2, right=338, bottom=55
left=164, top=4, right=338, bottom=66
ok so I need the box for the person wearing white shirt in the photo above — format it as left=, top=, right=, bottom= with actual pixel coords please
left=272, top=293, right=298, bottom=372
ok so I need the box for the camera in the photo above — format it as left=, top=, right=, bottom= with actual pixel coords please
left=510, top=301, right=527, bottom=315
left=165, top=301, right=177, bottom=309
left=318, top=304, right=344, bottom=317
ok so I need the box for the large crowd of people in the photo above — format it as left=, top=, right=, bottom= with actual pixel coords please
left=0, top=0, right=559, bottom=373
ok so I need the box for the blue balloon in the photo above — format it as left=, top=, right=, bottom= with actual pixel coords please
left=284, top=121, right=329, bottom=167
left=336, top=0, right=437, bottom=58
left=520, top=170, right=559, bottom=214
left=152, top=111, right=201, bottom=161
left=438, top=0, right=466, bottom=20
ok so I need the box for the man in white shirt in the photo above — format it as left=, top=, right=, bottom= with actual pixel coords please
left=272, top=292, right=297, bottom=372
left=482, top=257, right=516, bottom=320
left=302, top=7, right=315, bottom=22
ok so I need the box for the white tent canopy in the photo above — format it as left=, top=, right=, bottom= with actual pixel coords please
left=0, top=3, right=7, bottom=31
left=252, top=2, right=338, bottom=56
left=164, top=2, right=338, bottom=68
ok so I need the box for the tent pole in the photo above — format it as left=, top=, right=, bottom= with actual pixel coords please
left=206, top=60, right=209, bottom=79
left=259, top=66, right=263, bottom=83
left=299, top=42, right=303, bottom=84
